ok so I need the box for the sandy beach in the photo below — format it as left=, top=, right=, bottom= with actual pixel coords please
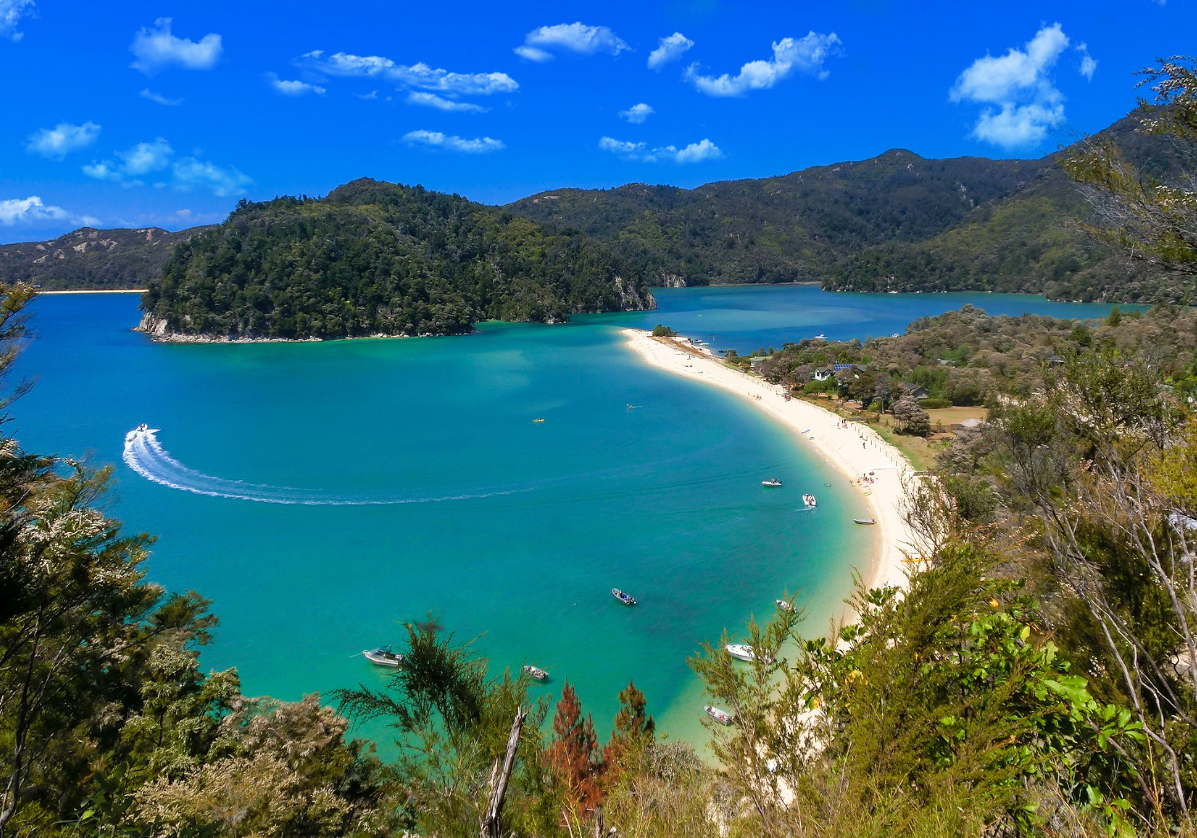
left=622, top=328, right=917, bottom=592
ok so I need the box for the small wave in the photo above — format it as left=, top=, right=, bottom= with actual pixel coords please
left=122, top=428, right=532, bottom=506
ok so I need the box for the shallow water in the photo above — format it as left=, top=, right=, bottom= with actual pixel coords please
left=10, top=287, right=1132, bottom=748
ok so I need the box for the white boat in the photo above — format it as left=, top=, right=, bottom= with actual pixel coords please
left=125, top=423, right=152, bottom=442
left=854, top=518, right=877, bottom=525
left=776, top=599, right=795, bottom=613
left=803, top=494, right=817, bottom=508
left=612, top=588, right=637, bottom=606
left=363, top=647, right=405, bottom=667
left=761, top=478, right=783, bottom=487
left=523, top=665, right=549, bottom=681
left=813, top=333, right=827, bottom=340
left=726, top=643, right=775, bottom=664
left=705, top=704, right=734, bottom=725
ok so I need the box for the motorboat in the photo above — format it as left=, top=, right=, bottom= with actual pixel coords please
left=612, top=588, right=637, bottom=606
left=813, top=333, right=827, bottom=340
left=854, top=518, right=877, bottom=525
left=125, top=423, right=152, bottom=442
left=523, top=665, right=549, bottom=681
left=705, top=705, right=734, bottom=725
left=363, top=647, right=405, bottom=667
left=726, top=643, right=775, bottom=664
left=776, top=599, right=795, bottom=613
left=803, top=494, right=817, bottom=508
left=533, top=418, right=545, bottom=423
left=761, top=478, right=783, bottom=487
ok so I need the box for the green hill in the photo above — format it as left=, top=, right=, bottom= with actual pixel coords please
left=140, top=179, right=654, bottom=341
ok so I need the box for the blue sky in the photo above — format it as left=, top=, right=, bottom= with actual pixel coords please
left=1, top=0, right=1192, bottom=243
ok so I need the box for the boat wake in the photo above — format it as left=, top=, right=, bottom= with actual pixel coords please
left=122, top=427, right=532, bottom=506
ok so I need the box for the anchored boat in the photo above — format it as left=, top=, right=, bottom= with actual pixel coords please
left=612, top=588, right=637, bottom=606
left=705, top=705, right=734, bottom=725
left=363, top=647, right=405, bottom=667
left=761, top=478, right=783, bottom=487
left=726, top=643, right=776, bottom=664
left=523, top=665, right=549, bottom=681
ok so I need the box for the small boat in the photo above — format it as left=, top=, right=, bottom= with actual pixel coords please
left=705, top=704, right=734, bottom=725
left=776, top=599, right=795, bottom=613
left=523, top=665, right=549, bottom=681
left=761, top=478, right=783, bottom=487
left=612, top=588, right=637, bottom=606
left=854, top=518, right=877, bottom=525
left=532, top=418, right=545, bottom=423
left=802, top=494, right=817, bottom=508
left=726, top=643, right=775, bottom=664
left=363, top=647, right=405, bottom=667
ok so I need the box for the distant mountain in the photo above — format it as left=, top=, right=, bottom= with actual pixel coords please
left=140, top=179, right=655, bottom=341
left=507, top=112, right=1183, bottom=303
left=0, top=227, right=210, bottom=291
left=508, top=152, right=1044, bottom=287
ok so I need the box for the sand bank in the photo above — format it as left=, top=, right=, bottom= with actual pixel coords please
left=622, top=328, right=917, bottom=592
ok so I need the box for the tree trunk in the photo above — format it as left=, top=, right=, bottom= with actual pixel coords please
left=481, top=706, right=527, bottom=838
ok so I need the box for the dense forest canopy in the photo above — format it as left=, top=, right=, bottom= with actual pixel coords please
left=139, top=180, right=655, bottom=341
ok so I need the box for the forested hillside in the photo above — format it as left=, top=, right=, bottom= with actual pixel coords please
left=0, top=227, right=207, bottom=290
left=140, top=179, right=654, bottom=341
left=509, top=152, right=1043, bottom=286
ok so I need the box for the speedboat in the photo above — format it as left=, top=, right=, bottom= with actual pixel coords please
left=762, top=478, right=783, bottom=487
left=705, top=705, right=734, bottom=725
left=803, top=494, right=817, bottom=508
left=612, top=588, right=637, bottom=606
left=776, top=599, right=795, bottom=613
left=854, top=518, right=877, bottom=525
left=813, top=333, right=827, bottom=340
left=532, top=418, right=545, bottom=423
left=726, top=643, right=775, bottom=664
left=523, top=665, right=549, bottom=681
left=125, top=423, right=152, bottom=442
left=363, top=647, right=405, bottom=667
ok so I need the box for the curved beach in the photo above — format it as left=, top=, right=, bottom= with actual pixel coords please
left=622, top=328, right=916, bottom=592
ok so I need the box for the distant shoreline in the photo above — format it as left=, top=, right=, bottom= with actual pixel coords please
left=621, top=328, right=917, bottom=597
left=38, top=289, right=146, bottom=295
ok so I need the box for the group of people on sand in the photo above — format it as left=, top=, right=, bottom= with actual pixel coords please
left=858, top=471, right=877, bottom=486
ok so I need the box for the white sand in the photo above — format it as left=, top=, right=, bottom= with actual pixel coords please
left=622, top=329, right=917, bottom=592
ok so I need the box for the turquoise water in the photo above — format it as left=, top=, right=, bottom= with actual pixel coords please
left=10, top=288, right=1134, bottom=747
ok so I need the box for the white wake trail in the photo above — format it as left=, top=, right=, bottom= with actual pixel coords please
left=121, top=428, right=531, bottom=505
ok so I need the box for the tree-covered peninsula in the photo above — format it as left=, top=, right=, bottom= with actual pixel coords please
left=138, top=179, right=655, bottom=341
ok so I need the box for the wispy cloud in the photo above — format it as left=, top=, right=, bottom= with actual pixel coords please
left=140, top=88, right=183, bottom=106
left=407, top=92, right=487, bottom=113
left=298, top=51, right=517, bottom=97
left=1077, top=42, right=1097, bottom=81
left=598, top=136, right=723, bottom=164
left=0, top=0, right=35, bottom=42
left=84, top=137, right=250, bottom=196
left=515, top=22, right=629, bottom=62
left=619, top=103, right=654, bottom=124
left=950, top=23, right=1075, bottom=148
left=687, top=32, right=841, bottom=96
left=267, top=72, right=326, bottom=96
left=403, top=130, right=504, bottom=154
left=648, top=32, right=693, bottom=69
left=130, top=18, right=222, bottom=74
left=26, top=121, right=100, bottom=160
left=0, top=196, right=98, bottom=227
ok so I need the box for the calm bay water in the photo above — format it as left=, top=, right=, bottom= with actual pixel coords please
left=10, top=287, right=1132, bottom=746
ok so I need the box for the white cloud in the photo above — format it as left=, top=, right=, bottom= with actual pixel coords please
left=171, top=158, right=251, bottom=196
left=0, top=0, right=34, bottom=42
left=648, top=32, right=693, bottom=69
left=267, top=73, right=326, bottom=96
left=0, top=196, right=98, bottom=227
left=687, top=32, right=841, bottom=96
left=598, top=136, right=723, bottom=164
left=403, top=130, right=504, bottom=154
left=26, top=121, right=100, bottom=160
left=1077, top=42, right=1097, bottom=81
left=298, top=50, right=517, bottom=97
left=514, top=46, right=552, bottom=63
left=130, top=18, right=222, bottom=74
left=619, top=103, right=654, bottom=124
left=950, top=23, right=1072, bottom=148
left=83, top=137, right=250, bottom=196
left=407, top=92, right=487, bottom=113
left=515, top=22, right=628, bottom=61
left=140, top=88, right=183, bottom=106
